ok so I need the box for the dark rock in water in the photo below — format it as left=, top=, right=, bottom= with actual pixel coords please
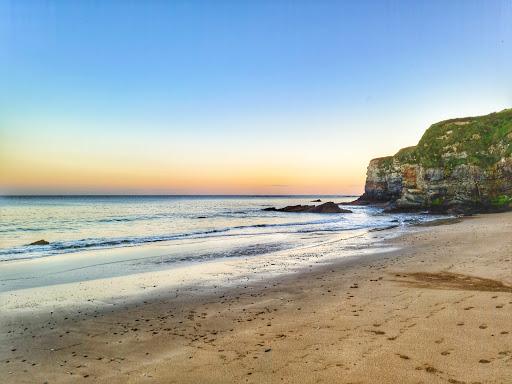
left=196, top=216, right=207, bottom=219
left=338, top=197, right=372, bottom=206
left=277, top=204, right=314, bottom=212
left=263, top=202, right=351, bottom=214
left=28, top=239, right=49, bottom=246
left=309, top=202, right=351, bottom=213
left=310, top=199, right=322, bottom=202
left=353, top=108, right=512, bottom=213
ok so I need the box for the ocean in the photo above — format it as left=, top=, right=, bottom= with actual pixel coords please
left=0, top=196, right=446, bottom=298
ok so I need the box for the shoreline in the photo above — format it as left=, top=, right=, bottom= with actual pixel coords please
left=0, top=225, right=399, bottom=316
left=1, top=212, right=511, bottom=383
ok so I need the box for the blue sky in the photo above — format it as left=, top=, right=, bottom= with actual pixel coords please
left=1, top=1, right=511, bottom=194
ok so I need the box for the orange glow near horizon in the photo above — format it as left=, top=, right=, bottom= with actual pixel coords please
left=1, top=117, right=372, bottom=195
left=0, top=153, right=366, bottom=195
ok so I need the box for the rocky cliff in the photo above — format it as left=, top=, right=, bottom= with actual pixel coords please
left=358, top=108, right=512, bottom=213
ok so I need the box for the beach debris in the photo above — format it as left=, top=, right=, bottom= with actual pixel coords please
left=369, top=225, right=399, bottom=232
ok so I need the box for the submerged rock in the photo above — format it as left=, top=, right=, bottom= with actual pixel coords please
left=28, top=239, right=49, bottom=246
left=354, top=108, right=512, bottom=213
left=263, top=202, right=351, bottom=214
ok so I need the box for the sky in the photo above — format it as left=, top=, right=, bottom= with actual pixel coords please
left=1, top=0, right=511, bottom=195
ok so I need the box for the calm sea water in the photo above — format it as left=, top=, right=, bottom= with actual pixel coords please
left=0, top=195, right=440, bottom=264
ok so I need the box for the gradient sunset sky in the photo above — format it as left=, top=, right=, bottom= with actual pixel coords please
left=1, top=1, right=511, bottom=195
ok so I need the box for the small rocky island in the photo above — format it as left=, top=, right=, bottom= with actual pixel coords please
left=351, top=108, right=512, bottom=213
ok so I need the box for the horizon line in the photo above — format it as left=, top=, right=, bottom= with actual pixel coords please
left=0, top=194, right=360, bottom=198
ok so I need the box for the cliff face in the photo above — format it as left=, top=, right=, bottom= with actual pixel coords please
left=360, top=109, right=512, bottom=212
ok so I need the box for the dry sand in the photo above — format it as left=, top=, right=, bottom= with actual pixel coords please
left=1, top=212, right=511, bottom=383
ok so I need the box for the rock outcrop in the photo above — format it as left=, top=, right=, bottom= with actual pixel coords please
left=28, top=239, right=50, bottom=246
left=357, top=109, right=512, bottom=213
left=263, top=202, right=352, bottom=213
left=310, top=202, right=351, bottom=213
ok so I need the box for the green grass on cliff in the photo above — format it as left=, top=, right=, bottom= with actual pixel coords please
left=490, top=194, right=512, bottom=208
left=394, top=146, right=418, bottom=163
left=395, top=108, right=512, bottom=169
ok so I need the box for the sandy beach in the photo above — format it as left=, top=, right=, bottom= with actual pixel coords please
left=3, top=2, right=511, bottom=383
left=1, top=212, right=511, bottom=383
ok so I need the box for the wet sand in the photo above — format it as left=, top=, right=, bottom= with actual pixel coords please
left=1, top=212, right=511, bottom=383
